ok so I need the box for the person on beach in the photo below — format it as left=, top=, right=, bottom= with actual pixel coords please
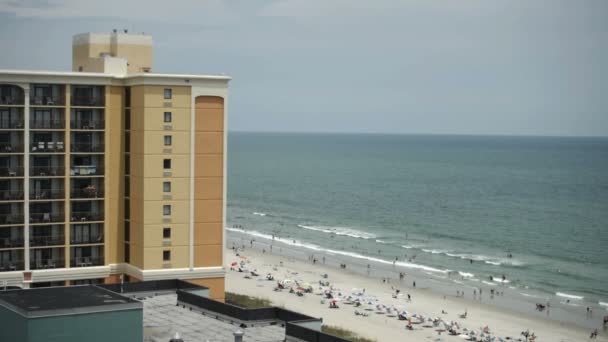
left=322, top=256, right=325, bottom=264
left=590, top=329, right=598, bottom=339
left=413, top=281, right=416, bottom=288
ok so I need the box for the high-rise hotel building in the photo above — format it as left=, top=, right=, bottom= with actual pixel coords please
left=0, top=32, right=229, bottom=300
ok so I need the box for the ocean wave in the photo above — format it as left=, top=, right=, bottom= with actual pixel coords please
left=458, top=271, right=474, bottom=278
left=556, top=292, right=584, bottom=300
left=297, top=224, right=377, bottom=239
left=227, top=227, right=448, bottom=274
left=485, top=261, right=501, bottom=266
left=520, top=293, right=547, bottom=300
left=252, top=212, right=268, bottom=217
left=599, top=301, right=608, bottom=307
left=492, top=277, right=510, bottom=284
left=422, top=248, right=447, bottom=254
left=401, top=245, right=416, bottom=249
left=482, top=281, right=497, bottom=286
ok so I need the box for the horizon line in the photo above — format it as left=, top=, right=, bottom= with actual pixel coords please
left=227, top=130, right=608, bottom=139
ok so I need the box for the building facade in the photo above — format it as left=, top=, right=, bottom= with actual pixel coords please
left=0, top=32, right=229, bottom=300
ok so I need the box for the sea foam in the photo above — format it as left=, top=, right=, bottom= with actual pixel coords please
left=556, top=292, right=584, bottom=300
left=297, top=224, right=377, bottom=239
left=227, top=227, right=448, bottom=274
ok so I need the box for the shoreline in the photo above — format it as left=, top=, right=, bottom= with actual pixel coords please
left=226, top=231, right=607, bottom=341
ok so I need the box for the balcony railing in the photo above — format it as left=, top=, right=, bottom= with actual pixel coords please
left=30, top=189, right=64, bottom=200
left=0, top=167, right=24, bottom=177
left=0, top=190, right=24, bottom=201
left=30, top=166, right=64, bottom=177
left=70, top=256, right=104, bottom=267
left=0, top=214, right=24, bottom=225
left=0, top=96, right=23, bottom=106
left=31, top=142, right=65, bottom=153
left=30, top=258, right=65, bottom=269
left=71, top=143, right=104, bottom=153
left=71, top=235, right=104, bottom=245
left=0, top=144, right=24, bottom=153
left=0, top=120, right=24, bottom=129
left=70, top=212, right=104, bottom=222
left=71, top=120, right=105, bottom=130
left=71, top=187, right=104, bottom=199
left=31, top=96, right=64, bottom=106
left=0, top=261, right=24, bottom=272
left=30, top=213, right=64, bottom=224
left=0, top=237, right=24, bottom=248
left=30, top=235, right=65, bottom=247
left=72, top=96, right=104, bottom=107
left=30, top=119, right=65, bottom=129
left=71, top=166, right=103, bottom=176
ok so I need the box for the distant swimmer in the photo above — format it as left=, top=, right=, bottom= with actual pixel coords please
left=470, top=259, right=473, bottom=264
left=507, top=253, right=513, bottom=258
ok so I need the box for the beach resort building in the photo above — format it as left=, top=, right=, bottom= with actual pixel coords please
left=0, top=31, right=229, bottom=300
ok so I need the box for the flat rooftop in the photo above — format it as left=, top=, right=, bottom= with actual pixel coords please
left=0, top=285, right=142, bottom=318
left=143, top=294, right=285, bottom=342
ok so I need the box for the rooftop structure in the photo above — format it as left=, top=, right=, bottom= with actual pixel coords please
left=0, top=285, right=143, bottom=342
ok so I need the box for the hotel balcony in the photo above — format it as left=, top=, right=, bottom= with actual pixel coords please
left=70, top=245, right=104, bottom=267
left=0, top=227, right=24, bottom=249
left=30, top=84, right=66, bottom=107
left=71, top=85, right=104, bottom=107
left=71, top=109, right=104, bottom=130
left=31, top=155, right=65, bottom=177
left=0, top=203, right=23, bottom=225
left=30, top=225, right=65, bottom=247
left=30, top=247, right=65, bottom=269
left=0, top=155, right=23, bottom=178
left=0, top=250, right=24, bottom=272
left=30, top=131, right=66, bottom=153
left=71, top=155, right=104, bottom=176
left=0, top=108, right=24, bottom=129
left=71, top=178, right=104, bottom=199
left=30, top=108, right=65, bottom=129
left=30, top=202, right=64, bottom=224
left=71, top=131, right=104, bottom=154
left=0, top=85, right=24, bottom=106
left=0, top=179, right=24, bottom=201
left=0, top=131, right=24, bottom=154
left=70, top=223, right=103, bottom=245
left=71, top=200, right=104, bottom=222
left=30, top=178, right=64, bottom=200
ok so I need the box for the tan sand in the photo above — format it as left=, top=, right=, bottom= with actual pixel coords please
left=226, top=248, right=607, bottom=342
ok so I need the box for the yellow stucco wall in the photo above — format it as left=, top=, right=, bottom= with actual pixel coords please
left=129, top=85, right=192, bottom=270
left=193, top=96, right=224, bottom=268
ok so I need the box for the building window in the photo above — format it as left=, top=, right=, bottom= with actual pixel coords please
left=164, top=112, right=172, bottom=123
left=163, top=205, right=171, bottom=216
left=164, top=135, right=172, bottom=146
left=124, top=244, right=130, bottom=263
left=163, top=227, right=171, bottom=239
left=163, top=159, right=171, bottom=169
left=163, top=250, right=171, bottom=261
left=164, top=89, right=172, bottom=99
left=163, top=181, right=171, bottom=192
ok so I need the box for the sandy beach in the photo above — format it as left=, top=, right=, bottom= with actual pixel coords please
left=226, top=244, right=607, bottom=342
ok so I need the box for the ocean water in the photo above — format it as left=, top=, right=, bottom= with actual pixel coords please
left=226, top=132, right=608, bottom=313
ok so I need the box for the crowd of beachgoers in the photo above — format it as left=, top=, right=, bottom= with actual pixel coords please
left=226, top=238, right=608, bottom=342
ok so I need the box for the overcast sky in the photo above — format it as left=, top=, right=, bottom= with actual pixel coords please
left=1, top=0, right=607, bottom=136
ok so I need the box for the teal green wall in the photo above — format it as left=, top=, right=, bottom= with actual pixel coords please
left=0, top=305, right=28, bottom=341
left=27, top=309, right=143, bottom=342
